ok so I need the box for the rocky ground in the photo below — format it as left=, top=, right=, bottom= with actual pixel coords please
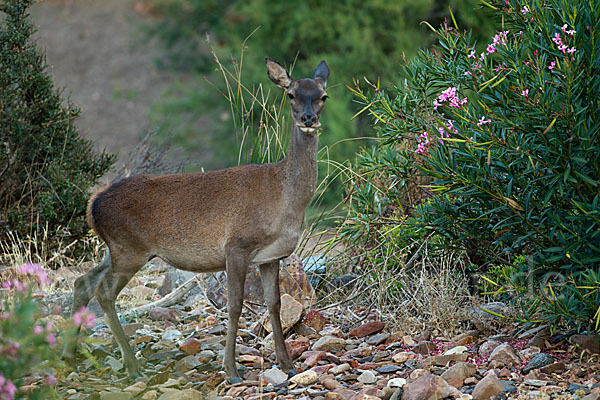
left=36, top=257, right=600, bottom=400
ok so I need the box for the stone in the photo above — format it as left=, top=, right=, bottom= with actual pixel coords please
left=349, top=321, right=386, bottom=338
left=471, top=371, right=503, bottom=400
left=487, top=343, right=521, bottom=367
left=330, top=363, right=351, bottom=375
left=388, top=378, right=407, bottom=388
left=141, top=391, right=158, bottom=400
left=196, top=350, right=214, bottom=363
left=122, top=323, right=144, bottom=336
left=423, top=353, right=468, bottom=367
left=286, top=338, right=311, bottom=359
left=123, top=381, right=147, bottom=396
left=583, top=393, right=600, bottom=400
left=319, top=324, right=345, bottom=337
left=524, top=379, right=548, bottom=387
left=357, top=370, right=377, bottom=384
left=290, top=370, right=318, bottom=386
left=376, top=364, right=402, bottom=374
left=157, top=389, right=204, bottom=400
left=303, top=351, right=326, bottom=367
left=392, top=351, right=416, bottom=363
left=175, top=355, right=201, bottom=374
left=571, top=334, right=600, bottom=354
left=522, top=352, right=554, bottom=374
left=312, top=335, right=346, bottom=352
left=440, top=362, right=476, bottom=388
left=401, top=373, right=452, bottom=400
left=478, top=340, right=502, bottom=358
left=149, top=307, right=181, bottom=322
left=452, top=330, right=479, bottom=346
left=100, top=393, right=134, bottom=400
left=263, top=367, right=288, bottom=386
left=162, top=329, right=183, bottom=342
left=412, top=341, right=436, bottom=355
left=402, top=335, right=417, bottom=346
left=540, top=361, right=566, bottom=374
left=263, top=293, right=304, bottom=334
left=366, top=333, right=390, bottom=346
left=443, top=346, right=468, bottom=355
left=106, top=356, right=123, bottom=372
left=303, top=309, right=329, bottom=332
left=179, top=338, right=202, bottom=356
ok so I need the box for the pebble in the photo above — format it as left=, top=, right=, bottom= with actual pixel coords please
left=387, top=378, right=407, bottom=388
left=311, top=336, right=346, bottom=352
left=290, top=370, right=318, bottom=386
left=522, top=352, right=554, bottom=374
left=105, top=356, right=124, bottom=372
left=162, top=329, right=183, bottom=341
left=357, top=370, right=377, bottom=384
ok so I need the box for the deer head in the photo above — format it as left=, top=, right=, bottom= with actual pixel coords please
left=266, top=57, right=330, bottom=134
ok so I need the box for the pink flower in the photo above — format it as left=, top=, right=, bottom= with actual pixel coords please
left=552, top=33, right=562, bottom=45
left=558, top=44, right=568, bottom=52
left=464, top=71, right=471, bottom=76
left=566, top=47, right=577, bottom=53
left=548, top=61, right=556, bottom=70
left=45, top=374, right=58, bottom=386
left=73, top=307, right=96, bottom=329
left=566, top=29, right=576, bottom=35
left=561, top=24, right=568, bottom=32
left=468, top=50, right=476, bottom=58
left=17, top=263, right=49, bottom=286
left=521, top=89, right=529, bottom=96
left=0, top=377, right=17, bottom=400
left=486, top=44, right=496, bottom=55
left=33, top=325, right=44, bottom=334
left=0, top=313, right=9, bottom=321
left=46, top=333, right=57, bottom=347
left=477, top=117, right=491, bottom=126
left=521, top=6, right=529, bottom=14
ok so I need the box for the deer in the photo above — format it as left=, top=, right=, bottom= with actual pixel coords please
left=63, top=57, right=330, bottom=382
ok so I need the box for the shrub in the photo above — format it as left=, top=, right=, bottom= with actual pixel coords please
left=345, top=0, right=600, bottom=329
left=0, top=263, right=96, bottom=399
left=0, top=0, right=115, bottom=253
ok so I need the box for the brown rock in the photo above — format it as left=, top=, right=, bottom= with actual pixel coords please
left=392, top=351, right=416, bottom=363
left=540, top=362, right=566, bottom=374
left=452, top=330, right=479, bottom=346
left=179, top=338, right=201, bottom=356
left=149, top=307, right=181, bottom=322
left=571, top=334, right=600, bottom=354
left=286, top=338, right=310, bottom=359
left=122, top=323, right=144, bottom=336
left=478, top=340, right=503, bottom=358
left=322, top=377, right=343, bottom=390
left=290, top=370, right=318, bottom=386
left=334, top=388, right=358, bottom=400
left=303, top=309, right=329, bottom=332
left=471, top=371, right=503, bottom=400
left=488, top=343, right=522, bottom=367
left=263, top=293, right=304, bottom=334
left=440, top=362, right=477, bottom=388
left=402, top=335, right=417, bottom=346
left=157, top=389, right=205, bottom=400
left=312, top=335, right=346, bottom=352
left=401, top=373, right=452, bottom=400
left=303, top=351, right=326, bottom=367
left=423, top=353, right=468, bottom=367
left=412, top=341, right=436, bottom=355
left=349, top=321, right=386, bottom=338
left=383, top=332, right=405, bottom=345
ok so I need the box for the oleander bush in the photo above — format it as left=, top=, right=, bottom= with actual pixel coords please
left=342, top=0, right=600, bottom=330
left=0, top=0, right=115, bottom=254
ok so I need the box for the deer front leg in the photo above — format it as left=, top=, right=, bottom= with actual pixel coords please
left=259, top=261, right=295, bottom=373
left=223, top=250, right=249, bottom=382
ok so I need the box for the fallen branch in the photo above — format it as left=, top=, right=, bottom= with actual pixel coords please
left=127, top=273, right=201, bottom=315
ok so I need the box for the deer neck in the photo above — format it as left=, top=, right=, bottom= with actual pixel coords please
left=282, top=124, right=319, bottom=211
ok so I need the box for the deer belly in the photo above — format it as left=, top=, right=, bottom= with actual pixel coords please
left=252, top=233, right=300, bottom=264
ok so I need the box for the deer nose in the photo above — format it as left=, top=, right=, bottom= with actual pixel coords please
left=301, top=114, right=317, bottom=127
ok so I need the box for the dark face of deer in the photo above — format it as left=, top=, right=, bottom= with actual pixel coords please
left=266, top=58, right=330, bottom=134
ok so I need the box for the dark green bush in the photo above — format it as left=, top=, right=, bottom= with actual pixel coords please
left=0, top=0, right=115, bottom=250
left=344, top=0, right=600, bottom=330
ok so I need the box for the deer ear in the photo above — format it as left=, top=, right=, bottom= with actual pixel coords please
left=313, top=60, right=330, bottom=87
left=266, top=57, right=292, bottom=89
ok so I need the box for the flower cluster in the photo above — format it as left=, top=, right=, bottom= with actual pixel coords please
left=1, top=263, right=49, bottom=292
left=415, top=132, right=430, bottom=154
left=552, top=25, right=577, bottom=54
left=433, top=87, right=468, bottom=110
left=73, top=306, right=96, bottom=329
left=0, top=375, right=17, bottom=400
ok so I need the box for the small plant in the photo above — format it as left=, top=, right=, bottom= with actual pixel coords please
left=346, top=0, right=599, bottom=329
left=0, top=263, right=96, bottom=399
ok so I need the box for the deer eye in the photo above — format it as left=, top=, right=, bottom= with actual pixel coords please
left=287, top=93, right=295, bottom=100
left=321, top=94, right=329, bottom=101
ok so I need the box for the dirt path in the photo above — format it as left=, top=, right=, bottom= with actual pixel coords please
left=31, top=0, right=184, bottom=175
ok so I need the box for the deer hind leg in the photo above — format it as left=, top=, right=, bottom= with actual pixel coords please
left=63, top=253, right=111, bottom=362
left=260, top=261, right=294, bottom=372
left=95, top=253, right=143, bottom=377
left=223, top=249, right=249, bottom=381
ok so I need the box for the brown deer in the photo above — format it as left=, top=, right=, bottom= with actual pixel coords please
left=64, top=57, right=330, bottom=381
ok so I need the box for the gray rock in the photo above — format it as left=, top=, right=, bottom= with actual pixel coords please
left=162, top=329, right=183, bottom=341
left=357, top=370, right=377, bottom=384
left=263, top=367, right=288, bottom=386
left=377, top=364, right=403, bottom=374
left=522, top=352, right=554, bottom=374
left=105, top=355, right=123, bottom=372
left=175, top=355, right=201, bottom=374
left=311, top=335, right=346, bottom=352
left=100, top=393, right=134, bottom=400
left=366, top=333, right=390, bottom=346
left=524, top=379, right=548, bottom=387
